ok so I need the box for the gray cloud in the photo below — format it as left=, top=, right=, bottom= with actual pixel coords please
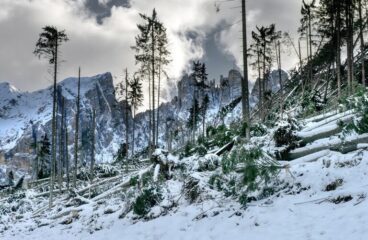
left=0, top=0, right=302, bottom=108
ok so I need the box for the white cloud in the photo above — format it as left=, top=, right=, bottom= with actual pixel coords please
left=0, top=0, right=301, bottom=108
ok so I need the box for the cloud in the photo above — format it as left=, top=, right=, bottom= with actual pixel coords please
left=0, top=0, right=302, bottom=108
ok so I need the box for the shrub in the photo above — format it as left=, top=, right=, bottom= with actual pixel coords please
left=133, top=186, right=162, bottom=217
left=273, top=117, right=299, bottom=147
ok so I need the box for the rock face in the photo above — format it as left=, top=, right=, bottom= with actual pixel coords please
left=0, top=73, right=127, bottom=173
left=0, top=68, right=288, bottom=176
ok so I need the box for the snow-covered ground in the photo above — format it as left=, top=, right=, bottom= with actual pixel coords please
left=1, top=147, right=368, bottom=240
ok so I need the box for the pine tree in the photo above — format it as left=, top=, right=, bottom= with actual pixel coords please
left=34, top=26, right=68, bottom=208
left=132, top=9, right=167, bottom=156
left=299, top=0, right=317, bottom=87
left=38, top=134, right=51, bottom=179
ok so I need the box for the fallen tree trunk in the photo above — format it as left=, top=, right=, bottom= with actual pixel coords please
left=92, top=165, right=153, bottom=202
left=288, top=134, right=368, bottom=160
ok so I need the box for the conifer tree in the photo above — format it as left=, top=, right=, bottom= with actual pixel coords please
left=34, top=26, right=68, bottom=208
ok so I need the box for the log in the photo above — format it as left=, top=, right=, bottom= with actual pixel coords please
left=288, top=134, right=368, bottom=160
left=92, top=165, right=153, bottom=202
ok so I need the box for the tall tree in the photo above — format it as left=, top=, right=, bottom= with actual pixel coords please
left=132, top=9, right=166, bottom=155
left=34, top=26, right=68, bottom=208
left=73, top=67, right=81, bottom=189
left=129, top=74, right=144, bottom=156
left=241, top=0, right=251, bottom=139
left=299, top=0, right=317, bottom=87
left=251, top=24, right=280, bottom=119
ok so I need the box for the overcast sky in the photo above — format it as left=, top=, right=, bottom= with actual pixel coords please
left=0, top=0, right=302, bottom=102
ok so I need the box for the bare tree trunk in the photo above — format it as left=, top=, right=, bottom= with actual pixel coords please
left=336, top=1, right=342, bottom=98
left=346, top=1, right=354, bottom=94
left=132, top=108, right=135, bottom=157
left=276, top=41, right=284, bottom=117
left=125, top=69, right=129, bottom=159
left=257, top=45, right=262, bottom=119
left=58, top=97, right=65, bottom=192
left=359, top=0, right=366, bottom=86
left=73, top=67, right=81, bottom=189
left=156, top=52, right=162, bottom=146
left=90, top=108, right=95, bottom=185
left=151, top=28, right=156, bottom=150
left=65, top=120, right=69, bottom=191
left=308, top=12, right=313, bottom=85
left=49, top=41, right=58, bottom=209
left=241, top=0, right=251, bottom=139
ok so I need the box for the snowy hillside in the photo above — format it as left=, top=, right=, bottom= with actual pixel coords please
left=1, top=105, right=368, bottom=240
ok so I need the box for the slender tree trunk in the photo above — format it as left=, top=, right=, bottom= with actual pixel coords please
left=125, top=69, right=129, bottom=158
left=148, top=71, right=152, bottom=159
left=257, top=46, right=262, bottom=119
left=345, top=1, right=353, bottom=95
left=73, top=67, right=81, bottom=189
left=359, top=0, right=366, bottom=86
left=336, top=1, right=342, bottom=98
left=65, top=119, right=69, bottom=191
left=151, top=28, right=156, bottom=150
left=90, top=108, right=95, bottom=185
left=156, top=52, right=162, bottom=146
left=49, top=41, right=58, bottom=209
left=262, top=43, right=267, bottom=120
left=241, top=0, right=251, bottom=139
left=308, top=13, right=313, bottom=85
left=132, top=108, right=135, bottom=157
left=58, top=97, right=65, bottom=192
left=277, top=41, right=284, bottom=117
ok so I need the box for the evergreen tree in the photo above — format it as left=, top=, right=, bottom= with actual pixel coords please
left=38, top=134, right=51, bottom=179
left=132, top=9, right=167, bottom=154
left=34, top=26, right=68, bottom=208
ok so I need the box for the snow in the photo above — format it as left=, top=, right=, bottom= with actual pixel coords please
left=2, top=148, right=368, bottom=240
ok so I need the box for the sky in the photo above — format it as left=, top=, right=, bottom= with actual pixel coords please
left=0, top=0, right=302, bottom=103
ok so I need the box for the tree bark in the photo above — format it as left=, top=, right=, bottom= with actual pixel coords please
left=359, top=0, right=366, bottom=86
left=241, top=0, right=251, bottom=139
left=73, top=67, right=81, bottom=189
left=49, top=39, right=58, bottom=209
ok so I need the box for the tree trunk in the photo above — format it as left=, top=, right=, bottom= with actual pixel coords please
left=65, top=121, right=69, bottom=191
left=156, top=51, right=162, bottom=146
left=276, top=41, right=284, bottom=117
left=58, top=97, right=65, bottom=192
left=49, top=41, right=58, bottom=209
left=73, top=67, right=81, bottom=189
left=90, top=108, right=95, bottom=185
left=336, top=1, right=342, bottom=98
left=151, top=27, right=156, bottom=150
left=257, top=45, right=262, bottom=119
left=125, top=69, right=129, bottom=159
left=241, top=0, right=251, bottom=139
left=359, top=0, right=366, bottom=86
left=308, top=12, right=313, bottom=85
left=132, top=108, right=135, bottom=157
